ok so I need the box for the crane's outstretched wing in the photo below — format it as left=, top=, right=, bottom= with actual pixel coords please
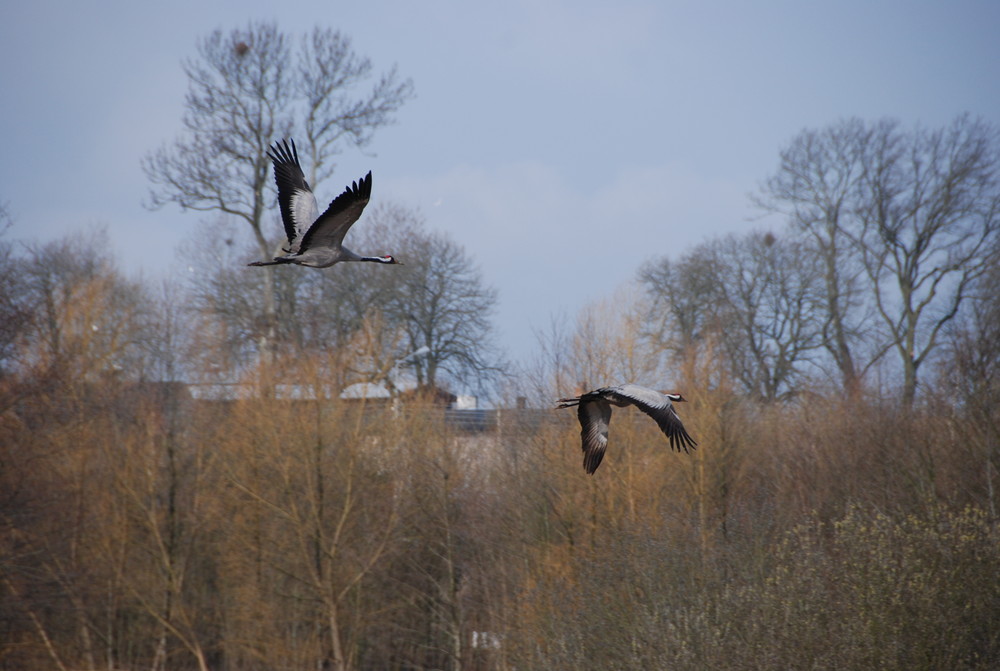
left=297, top=171, right=373, bottom=254
left=268, top=139, right=318, bottom=253
left=577, top=397, right=613, bottom=475
left=604, top=384, right=697, bottom=453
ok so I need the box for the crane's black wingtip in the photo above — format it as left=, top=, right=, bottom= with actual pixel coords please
left=674, top=434, right=698, bottom=453
left=353, top=170, right=373, bottom=199
left=267, top=138, right=300, bottom=166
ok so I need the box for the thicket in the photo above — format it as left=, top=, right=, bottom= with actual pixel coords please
left=2, top=323, right=998, bottom=669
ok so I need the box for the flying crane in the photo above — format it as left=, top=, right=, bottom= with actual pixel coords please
left=249, top=139, right=401, bottom=269
left=557, top=383, right=697, bottom=474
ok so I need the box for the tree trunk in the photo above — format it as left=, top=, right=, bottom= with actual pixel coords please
left=328, top=600, right=347, bottom=671
left=902, top=350, right=918, bottom=408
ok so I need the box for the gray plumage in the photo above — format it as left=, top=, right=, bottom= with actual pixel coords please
left=557, top=383, right=697, bottom=474
left=248, top=139, right=401, bottom=269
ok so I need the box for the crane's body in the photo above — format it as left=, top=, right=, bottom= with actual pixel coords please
left=248, top=139, right=400, bottom=269
left=557, top=383, right=697, bottom=474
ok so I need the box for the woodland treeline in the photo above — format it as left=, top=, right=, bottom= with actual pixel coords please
left=2, top=21, right=1000, bottom=670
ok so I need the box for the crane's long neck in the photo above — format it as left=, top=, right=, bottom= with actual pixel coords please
left=340, top=244, right=394, bottom=264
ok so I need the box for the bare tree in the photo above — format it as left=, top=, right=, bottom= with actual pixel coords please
left=16, top=229, right=152, bottom=385
left=713, top=232, right=826, bottom=401
left=143, top=22, right=413, bottom=363
left=639, top=246, right=727, bottom=363
left=0, top=208, right=31, bottom=378
left=641, top=231, right=824, bottom=402
left=759, top=115, right=1000, bottom=405
left=178, top=203, right=504, bottom=396
left=851, top=115, right=1000, bottom=405
left=180, top=223, right=287, bottom=373
left=355, top=205, right=505, bottom=395
left=754, top=119, right=883, bottom=396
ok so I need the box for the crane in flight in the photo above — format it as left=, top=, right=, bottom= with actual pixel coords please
left=249, top=139, right=401, bottom=269
left=557, top=384, right=697, bottom=474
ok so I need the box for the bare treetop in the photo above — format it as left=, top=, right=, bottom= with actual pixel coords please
left=143, top=21, right=413, bottom=363
left=144, top=22, right=413, bottom=235
left=756, top=115, right=1000, bottom=404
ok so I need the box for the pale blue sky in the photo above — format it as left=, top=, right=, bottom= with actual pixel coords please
left=2, top=0, right=998, bottom=365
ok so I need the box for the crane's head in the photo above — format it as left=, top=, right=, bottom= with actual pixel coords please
left=663, top=392, right=687, bottom=402
left=376, top=254, right=402, bottom=265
